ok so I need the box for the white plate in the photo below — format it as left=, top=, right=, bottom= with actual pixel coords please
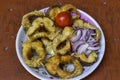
left=16, top=8, right=105, bottom=80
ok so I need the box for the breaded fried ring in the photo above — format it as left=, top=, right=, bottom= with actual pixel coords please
left=45, top=55, right=60, bottom=75
left=53, top=27, right=73, bottom=55
left=45, top=55, right=83, bottom=78
left=49, top=7, right=61, bottom=20
left=61, top=4, right=77, bottom=12
left=73, top=19, right=84, bottom=28
left=27, top=17, right=56, bottom=41
left=28, top=32, right=48, bottom=41
left=75, top=51, right=98, bottom=66
left=43, top=17, right=56, bottom=33
left=53, top=34, right=71, bottom=55
left=22, top=41, right=46, bottom=67
left=27, top=17, right=43, bottom=36
left=22, top=10, right=44, bottom=30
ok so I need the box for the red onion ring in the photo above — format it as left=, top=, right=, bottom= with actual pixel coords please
left=73, top=40, right=85, bottom=51
left=70, top=27, right=100, bottom=55
left=85, top=49, right=92, bottom=55
left=77, top=43, right=89, bottom=53
left=70, top=12, right=77, bottom=17
left=79, top=29, right=88, bottom=41
left=87, top=46, right=100, bottom=50
left=71, top=30, right=82, bottom=42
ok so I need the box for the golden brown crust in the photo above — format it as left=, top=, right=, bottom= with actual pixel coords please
left=45, top=55, right=83, bottom=78
left=75, top=51, right=98, bottom=66
left=22, top=10, right=44, bottom=30
left=53, top=27, right=73, bottom=55
left=22, top=41, right=46, bottom=67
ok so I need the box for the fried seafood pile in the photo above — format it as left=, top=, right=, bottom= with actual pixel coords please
left=21, top=4, right=101, bottom=79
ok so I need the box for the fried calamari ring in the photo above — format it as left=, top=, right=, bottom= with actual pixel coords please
left=28, top=32, right=48, bottom=41
left=45, top=55, right=60, bottom=75
left=73, top=19, right=84, bottom=28
left=48, top=7, right=61, bottom=20
left=53, top=27, right=73, bottom=55
left=22, top=41, right=46, bottom=67
left=45, top=55, right=83, bottom=78
left=61, top=4, right=77, bottom=12
left=27, top=17, right=43, bottom=36
left=75, top=51, right=98, bottom=66
left=28, top=17, right=57, bottom=41
left=22, top=10, right=44, bottom=30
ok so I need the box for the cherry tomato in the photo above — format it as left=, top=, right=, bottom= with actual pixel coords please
left=55, top=12, right=73, bottom=28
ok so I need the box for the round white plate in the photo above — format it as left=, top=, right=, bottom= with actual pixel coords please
left=16, top=8, right=105, bottom=80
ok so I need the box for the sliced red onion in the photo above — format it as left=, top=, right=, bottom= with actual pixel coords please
left=80, top=13, right=95, bottom=26
left=87, top=46, right=100, bottom=50
left=85, top=29, right=90, bottom=41
left=88, top=41, right=99, bottom=46
left=73, top=41, right=85, bottom=51
left=71, top=30, right=82, bottom=42
left=89, top=29, right=96, bottom=33
left=70, top=27, right=100, bottom=55
left=91, top=42, right=99, bottom=47
left=91, top=33, right=96, bottom=36
left=71, top=52, right=75, bottom=56
left=85, top=49, right=92, bottom=55
left=77, top=43, right=89, bottom=54
left=70, top=12, right=77, bottom=17
left=79, top=29, right=88, bottom=41
left=87, top=36, right=96, bottom=43
left=73, top=26, right=79, bottom=30
left=44, top=8, right=49, bottom=13
left=94, top=43, right=99, bottom=47
left=88, top=29, right=96, bottom=36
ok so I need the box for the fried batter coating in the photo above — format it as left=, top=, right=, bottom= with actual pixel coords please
left=73, top=19, right=84, bottom=28
left=22, top=41, right=46, bottom=67
left=61, top=4, right=77, bottom=12
left=75, top=51, right=98, bottom=66
left=49, top=7, right=61, bottom=20
left=27, top=17, right=43, bottom=36
left=45, top=55, right=83, bottom=78
left=27, top=17, right=57, bottom=41
left=22, top=11, right=44, bottom=30
left=45, top=55, right=60, bottom=75
left=53, top=27, right=73, bottom=55
left=43, top=17, right=55, bottom=33
left=22, top=11, right=57, bottom=41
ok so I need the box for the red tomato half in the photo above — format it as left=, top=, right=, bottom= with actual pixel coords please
left=55, top=12, right=73, bottom=28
